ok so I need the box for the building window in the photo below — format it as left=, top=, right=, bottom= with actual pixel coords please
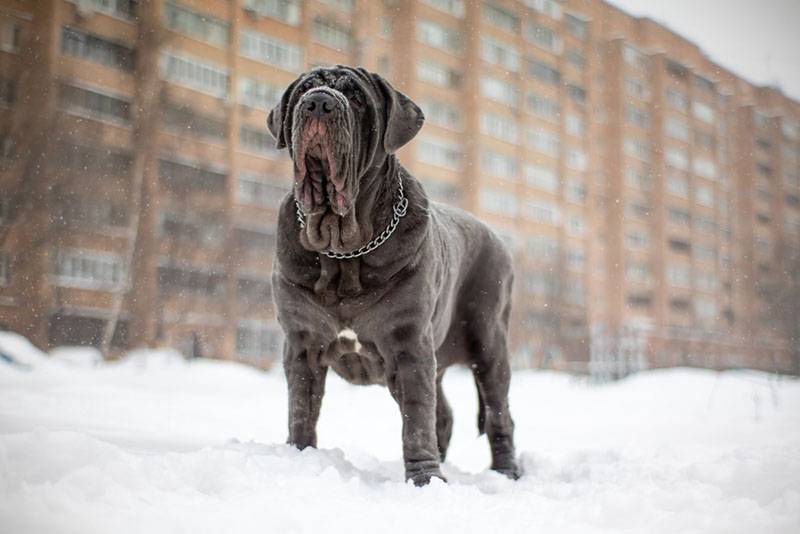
left=419, top=177, right=461, bottom=204
left=164, top=1, right=229, bottom=46
left=480, top=113, right=518, bottom=144
left=565, top=48, right=585, bottom=69
left=417, top=19, right=462, bottom=55
left=527, top=92, right=559, bottom=122
left=417, top=135, right=463, bottom=170
left=526, top=128, right=560, bottom=158
left=240, top=30, right=302, bottom=71
left=481, top=36, right=520, bottom=72
left=625, top=104, right=650, bottom=128
left=624, top=136, right=650, bottom=162
left=567, top=247, right=585, bottom=270
left=312, top=17, right=352, bottom=52
left=237, top=172, right=290, bottom=208
left=238, top=77, right=281, bottom=110
left=481, top=149, right=518, bottom=179
left=240, top=125, right=281, bottom=156
left=421, top=0, right=465, bottom=17
left=320, top=0, right=353, bottom=11
left=526, top=236, right=558, bottom=260
left=56, top=142, right=133, bottom=176
left=419, top=99, right=461, bottom=131
left=479, top=188, right=519, bottom=217
left=695, top=298, right=717, bottom=321
left=527, top=0, right=562, bottom=19
left=482, top=3, right=519, bottom=32
left=565, top=113, right=585, bottom=136
left=665, top=116, right=690, bottom=141
left=0, top=20, right=21, bottom=53
left=235, top=225, right=276, bottom=256
left=566, top=147, right=587, bottom=171
left=242, top=0, right=301, bottom=26
left=61, top=27, right=134, bottom=71
left=416, top=59, right=462, bottom=88
left=625, top=166, right=651, bottom=190
left=667, top=263, right=691, bottom=288
left=626, top=200, right=650, bottom=219
left=625, top=261, right=650, bottom=283
left=694, top=271, right=717, bottom=292
left=665, top=146, right=689, bottom=170
left=668, top=206, right=691, bottom=226
left=694, top=214, right=717, bottom=234
left=161, top=51, right=229, bottom=97
left=625, top=77, right=649, bottom=100
left=480, top=76, right=519, bottom=108
left=57, top=200, right=129, bottom=232
left=524, top=199, right=560, bottom=225
left=527, top=57, right=560, bottom=85
left=525, top=164, right=558, bottom=193
left=0, top=252, right=10, bottom=287
left=566, top=83, right=586, bottom=104
left=159, top=158, right=227, bottom=193
left=237, top=275, right=272, bottom=303
left=162, top=99, right=227, bottom=141
left=68, top=0, right=137, bottom=18
left=160, top=210, right=224, bottom=245
left=236, top=320, right=284, bottom=361
left=666, top=173, right=690, bottom=198
left=58, top=83, right=131, bottom=124
left=693, top=158, right=716, bottom=179
left=565, top=178, right=586, bottom=204
left=525, top=22, right=561, bottom=53
left=565, top=13, right=588, bottom=40
left=692, top=101, right=714, bottom=124
left=158, top=262, right=226, bottom=297
left=54, top=249, right=123, bottom=290
left=666, top=88, right=688, bottom=111
left=625, top=229, right=650, bottom=249
left=0, top=77, right=15, bottom=106
left=694, top=183, right=714, bottom=207
left=566, top=215, right=585, bottom=236
left=622, top=44, right=647, bottom=69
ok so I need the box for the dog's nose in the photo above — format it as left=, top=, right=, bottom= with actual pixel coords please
left=304, top=92, right=336, bottom=118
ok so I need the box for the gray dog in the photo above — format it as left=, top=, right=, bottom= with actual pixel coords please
left=267, top=65, right=520, bottom=485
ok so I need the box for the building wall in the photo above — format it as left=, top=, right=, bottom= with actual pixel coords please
left=0, top=0, right=798, bottom=372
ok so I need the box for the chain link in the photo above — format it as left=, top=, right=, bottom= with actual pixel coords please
left=294, top=173, right=408, bottom=259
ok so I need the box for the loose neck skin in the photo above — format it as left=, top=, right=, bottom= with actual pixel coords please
left=353, top=155, right=402, bottom=244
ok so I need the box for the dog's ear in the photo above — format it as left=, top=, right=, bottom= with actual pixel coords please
left=267, top=78, right=301, bottom=150
left=370, top=73, right=425, bottom=154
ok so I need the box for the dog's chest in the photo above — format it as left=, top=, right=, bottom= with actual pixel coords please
left=320, top=329, right=386, bottom=386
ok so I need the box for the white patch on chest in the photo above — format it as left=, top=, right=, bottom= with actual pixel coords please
left=337, top=328, right=362, bottom=352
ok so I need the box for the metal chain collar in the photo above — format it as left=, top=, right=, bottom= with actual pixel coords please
left=294, top=173, right=409, bottom=260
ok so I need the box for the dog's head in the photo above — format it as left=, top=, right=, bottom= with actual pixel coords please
left=267, top=66, right=424, bottom=222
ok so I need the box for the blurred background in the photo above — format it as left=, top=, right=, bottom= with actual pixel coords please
left=0, top=0, right=798, bottom=379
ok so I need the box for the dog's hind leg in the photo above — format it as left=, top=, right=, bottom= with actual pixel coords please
left=435, top=373, right=453, bottom=461
left=470, top=329, right=520, bottom=479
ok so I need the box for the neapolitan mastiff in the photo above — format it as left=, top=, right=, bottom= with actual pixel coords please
left=267, top=66, right=520, bottom=485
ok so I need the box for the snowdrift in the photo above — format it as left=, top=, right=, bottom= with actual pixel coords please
left=0, top=331, right=798, bottom=533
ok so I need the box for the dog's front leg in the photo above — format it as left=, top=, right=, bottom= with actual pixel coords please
left=382, top=330, right=444, bottom=486
left=284, top=335, right=328, bottom=449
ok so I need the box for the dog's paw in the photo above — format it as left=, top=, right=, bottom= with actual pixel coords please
left=492, top=463, right=522, bottom=480
left=407, top=470, right=447, bottom=487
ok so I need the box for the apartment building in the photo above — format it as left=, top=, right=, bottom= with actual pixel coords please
left=0, top=0, right=798, bottom=373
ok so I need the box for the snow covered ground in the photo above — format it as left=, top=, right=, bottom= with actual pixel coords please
left=1, top=332, right=799, bottom=534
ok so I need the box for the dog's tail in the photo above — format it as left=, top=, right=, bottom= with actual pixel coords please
left=474, top=374, right=486, bottom=436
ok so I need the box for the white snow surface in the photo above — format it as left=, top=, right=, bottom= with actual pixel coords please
left=0, top=331, right=798, bottom=534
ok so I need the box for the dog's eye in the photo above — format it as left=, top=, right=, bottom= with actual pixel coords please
left=344, top=88, right=363, bottom=106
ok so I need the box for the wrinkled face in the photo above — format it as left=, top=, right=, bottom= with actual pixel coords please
left=268, top=66, right=424, bottom=253
left=287, top=68, right=375, bottom=218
